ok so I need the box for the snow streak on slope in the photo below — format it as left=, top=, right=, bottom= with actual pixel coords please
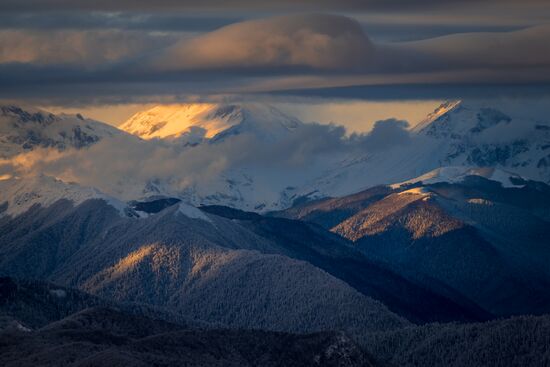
left=391, top=166, right=524, bottom=189
left=411, top=100, right=462, bottom=133
left=0, top=175, right=133, bottom=217
left=177, top=202, right=212, bottom=222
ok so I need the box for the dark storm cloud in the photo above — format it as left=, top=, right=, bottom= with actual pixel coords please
left=0, top=0, right=516, bottom=12
left=1, top=0, right=548, bottom=13
left=360, top=23, right=525, bottom=42
left=399, top=25, right=550, bottom=71
left=0, top=12, right=242, bottom=32
left=272, top=84, right=550, bottom=101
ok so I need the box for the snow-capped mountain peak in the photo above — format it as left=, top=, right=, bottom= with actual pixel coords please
left=290, top=100, right=550, bottom=206
left=120, top=103, right=239, bottom=140
left=409, top=100, right=550, bottom=180
left=0, top=104, right=122, bottom=158
left=120, top=103, right=302, bottom=143
left=413, top=100, right=516, bottom=139
left=411, top=100, right=462, bottom=133
left=0, top=104, right=59, bottom=126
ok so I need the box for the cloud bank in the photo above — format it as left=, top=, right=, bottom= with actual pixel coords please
left=1, top=13, right=549, bottom=103
left=399, top=24, right=550, bottom=71
left=0, top=117, right=413, bottom=199
left=1, top=0, right=545, bottom=12
left=0, top=30, right=175, bottom=67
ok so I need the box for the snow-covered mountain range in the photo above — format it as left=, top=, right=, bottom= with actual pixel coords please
left=294, top=100, right=550, bottom=202
left=1, top=100, right=549, bottom=211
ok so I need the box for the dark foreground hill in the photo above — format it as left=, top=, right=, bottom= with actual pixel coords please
left=3, top=277, right=550, bottom=367
left=0, top=277, right=376, bottom=367
left=0, top=310, right=374, bottom=367
left=365, top=314, right=550, bottom=367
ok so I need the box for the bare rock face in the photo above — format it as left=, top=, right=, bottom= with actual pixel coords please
left=0, top=104, right=123, bottom=158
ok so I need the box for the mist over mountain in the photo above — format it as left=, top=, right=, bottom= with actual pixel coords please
left=2, top=100, right=549, bottom=211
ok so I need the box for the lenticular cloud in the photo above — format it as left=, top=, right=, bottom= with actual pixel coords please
left=151, top=14, right=375, bottom=72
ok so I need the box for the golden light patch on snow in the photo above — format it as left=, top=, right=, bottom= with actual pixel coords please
left=120, top=103, right=239, bottom=139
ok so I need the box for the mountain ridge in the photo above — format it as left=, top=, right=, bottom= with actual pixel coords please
left=0, top=104, right=124, bottom=158
left=120, top=103, right=302, bottom=143
left=274, top=170, right=550, bottom=317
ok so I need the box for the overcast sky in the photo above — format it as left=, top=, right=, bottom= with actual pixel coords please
left=1, top=0, right=549, bottom=128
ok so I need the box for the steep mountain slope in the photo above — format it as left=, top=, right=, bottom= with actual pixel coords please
left=202, top=205, right=488, bottom=323
left=413, top=100, right=550, bottom=180
left=0, top=104, right=123, bottom=158
left=120, top=103, right=302, bottom=143
left=0, top=176, right=409, bottom=341
left=1, top=175, right=487, bottom=325
left=0, top=278, right=375, bottom=367
left=394, top=166, right=525, bottom=188
left=271, top=185, right=396, bottom=229
left=275, top=169, right=550, bottom=317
